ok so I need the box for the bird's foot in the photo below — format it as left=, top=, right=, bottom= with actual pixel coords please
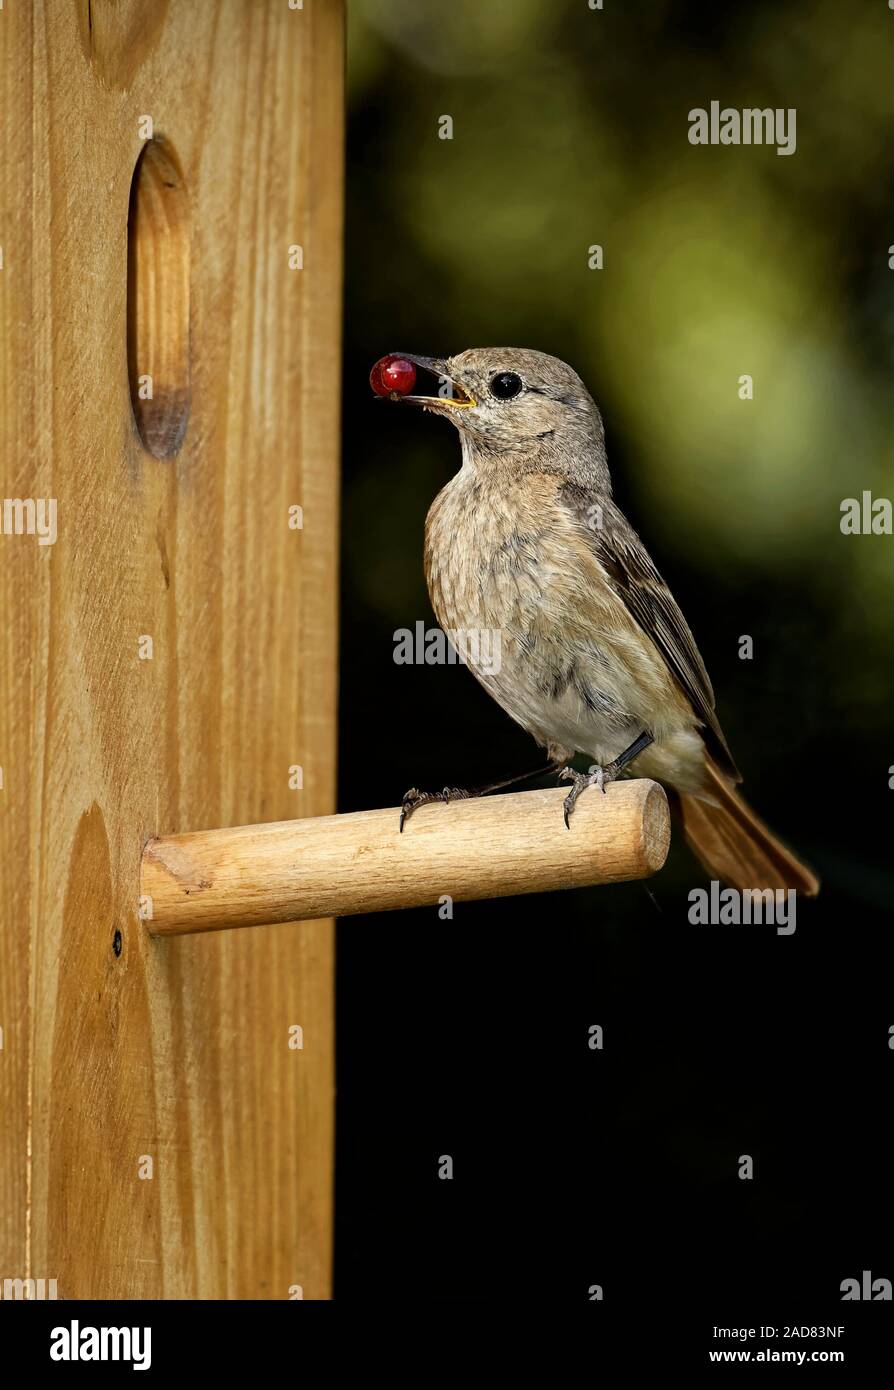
left=399, top=760, right=564, bottom=832
left=559, top=763, right=612, bottom=828
left=399, top=785, right=476, bottom=832
left=559, top=731, right=655, bottom=828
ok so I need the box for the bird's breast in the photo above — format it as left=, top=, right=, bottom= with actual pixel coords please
left=425, top=471, right=560, bottom=636
left=423, top=468, right=696, bottom=766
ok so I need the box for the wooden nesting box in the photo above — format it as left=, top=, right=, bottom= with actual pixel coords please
left=0, top=0, right=675, bottom=1305
left=0, top=0, right=343, bottom=1299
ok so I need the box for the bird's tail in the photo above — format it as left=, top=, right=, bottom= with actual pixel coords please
left=677, top=760, right=819, bottom=896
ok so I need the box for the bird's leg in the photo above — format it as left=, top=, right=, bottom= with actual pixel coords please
left=399, top=762, right=560, bottom=832
left=603, top=729, right=654, bottom=778
left=559, top=730, right=654, bottom=828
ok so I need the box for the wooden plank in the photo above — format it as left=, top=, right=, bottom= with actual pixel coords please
left=0, top=0, right=343, bottom=1299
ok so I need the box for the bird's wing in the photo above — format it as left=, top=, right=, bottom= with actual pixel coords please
left=558, top=481, right=741, bottom=782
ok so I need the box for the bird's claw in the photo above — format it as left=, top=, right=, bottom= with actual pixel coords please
left=559, top=764, right=610, bottom=828
left=399, top=785, right=473, bottom=832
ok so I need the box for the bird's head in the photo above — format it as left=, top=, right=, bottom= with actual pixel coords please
left=379, top=348, right=607, bottom=466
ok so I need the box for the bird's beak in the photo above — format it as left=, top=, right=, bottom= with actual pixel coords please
left=394, top=353, right=477, bottom=410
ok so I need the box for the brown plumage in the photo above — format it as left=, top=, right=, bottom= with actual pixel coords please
left=389, top=347, right=818, bottom=896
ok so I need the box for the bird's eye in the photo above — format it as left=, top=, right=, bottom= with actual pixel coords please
left=489, top=371, right=524, bottom=400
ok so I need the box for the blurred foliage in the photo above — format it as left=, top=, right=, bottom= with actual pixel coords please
left=341, top=0, right=894, bottom=839
left=336, top=0, right=894, bottom=1302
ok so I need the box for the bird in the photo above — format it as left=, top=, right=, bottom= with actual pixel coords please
left=376, top=347, right=819, bottom=896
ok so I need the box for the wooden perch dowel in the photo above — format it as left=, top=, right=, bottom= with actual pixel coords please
left=141, top=781, right=670, bottom=936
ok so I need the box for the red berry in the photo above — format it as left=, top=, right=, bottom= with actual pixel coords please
left=370, top=354, right=417, bottom=397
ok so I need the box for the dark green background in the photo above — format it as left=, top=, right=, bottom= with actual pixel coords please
left=336, top=0, right=893, bottom=1305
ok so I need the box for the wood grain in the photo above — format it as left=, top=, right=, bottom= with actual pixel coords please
left=142, top=782, right=672, bottom=935
left=0, top=0, right=343, bottom=1299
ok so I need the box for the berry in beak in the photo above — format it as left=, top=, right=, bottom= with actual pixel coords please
left=369, top=353, right=476, bottom=409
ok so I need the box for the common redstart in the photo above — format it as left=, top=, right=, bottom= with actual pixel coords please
left=372, top=347, right=818, bottom=895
